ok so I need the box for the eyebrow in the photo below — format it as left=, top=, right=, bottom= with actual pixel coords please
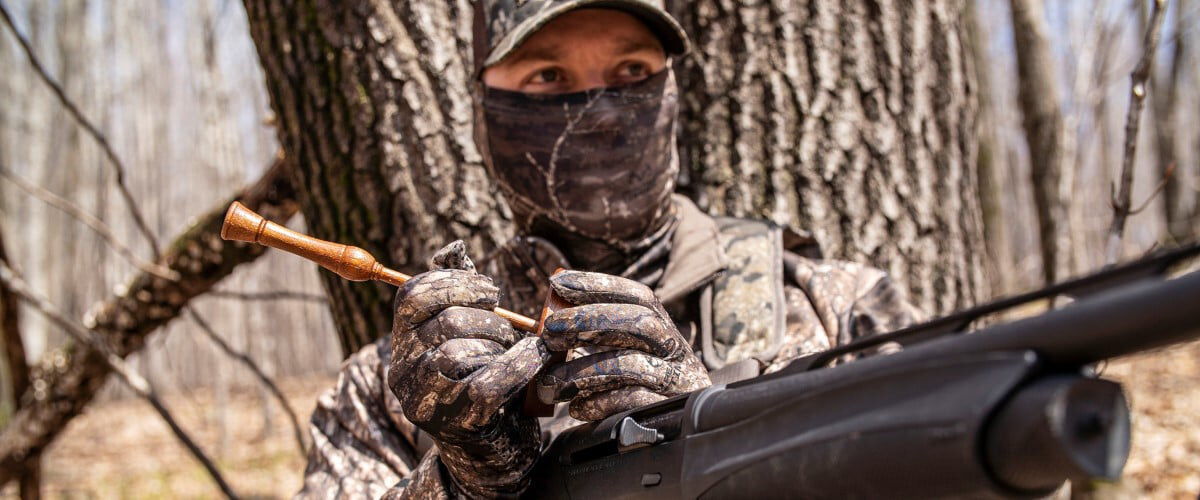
left=616, top=37, right=664, bottom=56
left=503, top=35, right=663, bottom=66
left=504, top=44, right=566, bottom=66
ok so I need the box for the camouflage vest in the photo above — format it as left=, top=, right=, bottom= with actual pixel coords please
left=698, top=217, right=787, bottom=373
left=484, top=196, right=791, bottom=378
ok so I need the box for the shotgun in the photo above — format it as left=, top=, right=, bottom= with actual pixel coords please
left=528, top=243, right=1200, bottom=498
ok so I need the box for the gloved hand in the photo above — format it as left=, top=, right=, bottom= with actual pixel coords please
left=537, top=271, right=712, bottom=421
left=387, top=241, right=549, bottom=498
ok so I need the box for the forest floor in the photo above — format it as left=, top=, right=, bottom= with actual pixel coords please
left=2, top=342, right=1198, bottom=499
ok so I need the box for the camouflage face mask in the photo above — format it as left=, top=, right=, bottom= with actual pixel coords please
left=479, top=69, right=681, bottom=267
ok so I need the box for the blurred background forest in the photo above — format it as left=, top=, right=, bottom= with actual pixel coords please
left=0, top=0, right=1197, bottom=497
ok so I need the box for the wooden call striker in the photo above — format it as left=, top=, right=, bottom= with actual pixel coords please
left=222, top=202, right=566, bottom=417
left=220, top=201, right=538, bottom=332
left=524, top=273, right=572, bottom=417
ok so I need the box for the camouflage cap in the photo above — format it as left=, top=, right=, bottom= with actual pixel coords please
left=475, top=0, right=690, bottom=70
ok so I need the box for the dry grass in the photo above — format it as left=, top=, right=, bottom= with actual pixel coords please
left=2, top=343, right=1198, bottom=499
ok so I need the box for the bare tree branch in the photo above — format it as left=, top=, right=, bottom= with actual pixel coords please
left=0, top=157, right=298, bottom=488
left=1107, top=0, right=1169, bottom=264
left=1, top=2, right=309, bottom=484
left=0, top=1, right=161, bottom=259
left=0, top=262, right=238, bottom=499
left=186, top=306, right=309, bottom=455
left=1129, top=163, right=1176, bottom=216
left=207, top=290, right=327, bottom=303
left=0, top=164, right=180, bottom=281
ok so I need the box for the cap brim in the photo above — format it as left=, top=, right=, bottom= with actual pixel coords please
left=483, top=0, right=690, bottom=69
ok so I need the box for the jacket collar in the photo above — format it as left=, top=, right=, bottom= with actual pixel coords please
left=655, top=195, right=728, bottom=302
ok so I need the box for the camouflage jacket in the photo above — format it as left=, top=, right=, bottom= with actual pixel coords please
left=297, top=197, right=923, bottom=498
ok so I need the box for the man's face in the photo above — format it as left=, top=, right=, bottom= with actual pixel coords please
left=481, top=9, right=667, bottom=94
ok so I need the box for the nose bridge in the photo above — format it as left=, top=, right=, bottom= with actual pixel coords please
left=574, top=66, right=610, bottom=93
left=563, top=45, right=614, bottom=93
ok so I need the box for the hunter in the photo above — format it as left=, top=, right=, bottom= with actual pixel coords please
left=299, top=1, right=923, bottom=498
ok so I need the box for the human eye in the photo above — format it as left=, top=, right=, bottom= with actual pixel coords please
left=531, top=68, right=563, bottom=84
left=521, top=67, right=569, bottom=92
left=615, top=61, right=651, bottom=83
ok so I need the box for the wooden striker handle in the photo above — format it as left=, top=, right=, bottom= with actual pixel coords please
left=222, top=202, right=570, bottom=417
left=523, top=277, right=572, bottom=417
left=220, top=201, right=538, bottom=332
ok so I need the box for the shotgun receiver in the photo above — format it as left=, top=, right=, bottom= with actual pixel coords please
left=528, top=244, right=1200, bottom=499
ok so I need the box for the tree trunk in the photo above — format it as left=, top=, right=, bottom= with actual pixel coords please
left=1009, top=0, right=1066, bottom=285
left=0, top=231, right=29, bottom=418
left=964, top=0, right=1012, bottom=297
left=1, top=229, right=39, bottom=499
left=243, top=0, right=986, bottom=356
left=1154, top=0, right=1189, bottom=244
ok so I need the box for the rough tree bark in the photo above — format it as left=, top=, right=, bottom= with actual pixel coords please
left=1009, top=0, right=1066, bottom=285
left=243, top=0, right=986, bottom=356
left=669, top=0, right=986, bottom=315
left=0, top=159, right=298, bottom=486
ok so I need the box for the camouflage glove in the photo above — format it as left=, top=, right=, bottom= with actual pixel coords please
left=387, top=241, right=549, bottom=498
left=537, top=271, right=712, bottom=421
